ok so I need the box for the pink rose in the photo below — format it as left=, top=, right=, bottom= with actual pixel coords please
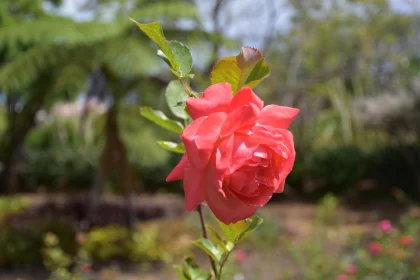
left=368, top=241, right=382, bottom=255
left=81, top=264, right=92, bottom=273
left=235, top=250, right=246, bottom=262
left=346, top=264, right=357, bottom=274
left=166, top=83, right=299, bottom=224
left=335, top=274, right=348, bottom=280
left=379, top=219, right=392, bottom=233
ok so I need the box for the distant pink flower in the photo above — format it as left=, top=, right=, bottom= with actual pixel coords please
left=235, top=250, right=246, bottom=262
left=336, top=274, right=348, bottom=280
left=75, top=232, right=87, bottom=245
left=379, top=219, right=392, bottom=233
left=346, top=264, right=357, bottom=274
left=368, top=241, right=382, bottom=255
left=81, top=264, right=92, bottom=273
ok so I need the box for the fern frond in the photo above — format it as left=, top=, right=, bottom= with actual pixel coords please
left=0, top=17, right=130, bottom=50
left=0, top=44, right=69, bottom=92
left=50, top=64, right=89, bottom=97
left=98, top=37, right=159, bottom=78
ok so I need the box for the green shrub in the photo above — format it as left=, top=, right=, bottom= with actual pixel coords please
left=82, top=224, right=172, bottom=263
left=0, top=218, right=76, bottom=267
left=43, top=232, right=93, bottom=280
left=337, top=214, right=420, bottom=279
left=308, top=146, right=371, bottom=194
left=82, top=225, right=132, bottom=262
left=0, top=196, right=28, bottom=221
left=281, top=207, right=420, bottom=280
left=24, top=117, right=100, bottom=190
left=315, top=193, right=340, bottom=225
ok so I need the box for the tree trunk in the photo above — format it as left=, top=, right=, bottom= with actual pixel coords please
left=0, top=90, right=46, bottom=193
left=91, top=102, right=138, bottom=230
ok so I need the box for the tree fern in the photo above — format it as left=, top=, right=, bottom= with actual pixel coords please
left=0, top=45, right=68, bottom=92
left=0, top=17, right=130, bottom=51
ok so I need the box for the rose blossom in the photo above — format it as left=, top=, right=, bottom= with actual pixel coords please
left=235, top=250, right=246, bottom=262
left=379, top=219, right=392, bottom=234
left=346, top=264, right=357, bottom=274
left=368, top=241, right=382, bottom=255
left=336, top=274, right=348, bottom=280
left=166, top=83, right=299, bottom=224
left=81, top=264, right=92, bottom=273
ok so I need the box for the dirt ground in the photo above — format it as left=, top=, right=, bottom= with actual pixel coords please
left=1, top=193, right=419, bottom=280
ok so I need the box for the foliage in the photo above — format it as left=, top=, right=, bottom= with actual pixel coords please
left=0, top=214, right=193, bottom=268
left=210, top=47, right=270, bottom=94
left=43, top=232, right=93, bottom=280
left=315, top=193, right=340, bottom=226
left=23, top=114, right=101, bottom=189
left=309, top=147, right=370, bottom=193
left=81, top=221, right=192, bottom=264
left=0, top=218, right=76, bottom=267
left=278, top=198, right=420, bottom=280
left=0, top=195, right=27, bottom=221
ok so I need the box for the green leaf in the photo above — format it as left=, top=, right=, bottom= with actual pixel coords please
left=210, top=46, right=270, bottom=93
left=206, top=225, right=232, bottom=253
left=157, top=141, right=185, bottom=154
left=140, top=107, right=184, bottom=134
left=192, top=238, right=223, bottom=263
left=165, top=80, right=189, bottom=119
left=183, top=257, right=201, bottom=279
left=131, top=21, right=193, bottom=77
left=196, top=273, right=212, bottom=280
left=245, top=59, right=270, bottom=88
left=174, top=265, right=190, bottom=280
left=217, top=216, right=264, bottom=243
left=235, top=216, right=264, bottom=242
left=131, top=20, right=180, bottom=72
left=169, top=41, right=193, bottom=77
left=157, top=50, right=171, bottom=67
left=176, top=257, right=212, bottom=280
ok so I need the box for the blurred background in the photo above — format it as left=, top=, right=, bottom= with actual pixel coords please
left=0, top=0, right=420, bottom=279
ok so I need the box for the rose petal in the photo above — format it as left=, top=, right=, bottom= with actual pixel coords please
left=205, top=155, right=257, bottom=224
left=184, top=165, right=206, bottom=211
left=229, top=87, right=264, bottom=112
left=230, top=134, right=260, bottom=173
left=274, top=179, right=286, bottom=193
left=206, top=183, right=258, bottom=224
left=182, top=112, right=227, bottom=168
left=229, top=170, right=253, bottom=192
left=232, top=184, right=273, bottom=207
left=216, top=134, right=234, bottom=172
left=186, top=83, right=232, bottom=119
left=258, top=105, right=299, bottom=129
left=221, top=103, right=260, bottom=137
left=253, top=145, right=270, bottom=159
left=166, top=154, right=189, bottom=181
left=276, top=130, right=296, bottom=182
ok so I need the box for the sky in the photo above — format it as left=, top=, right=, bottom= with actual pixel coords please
left=54, top=0, right=415, bottom=19
left=48, top=0, right=417, bottom=50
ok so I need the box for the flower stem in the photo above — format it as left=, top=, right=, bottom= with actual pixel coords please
left=197, top=204, right=218, bottom=277
left=216, top=251, right=231, bottom=280
left=178, top=77, right=193, bottom=97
